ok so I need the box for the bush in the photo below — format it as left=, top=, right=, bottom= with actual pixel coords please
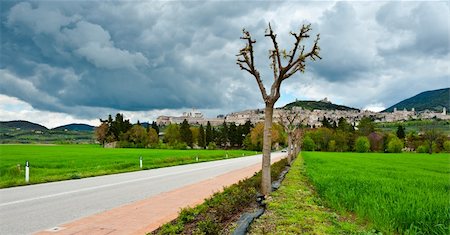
left=173, top=142, right=188, bottom=150
left=443, top=141, right=450, bottom=153
left=354, top=136, right=370, bottom=153
left=416, top=145, right=428, bottom=153
left=207, top=142, right=217, bottom=150
left=387, top=137, right=403, bottom=153
left=328, top=140, right=336, bottom=152
left=302, top=136, right=316, bottom=151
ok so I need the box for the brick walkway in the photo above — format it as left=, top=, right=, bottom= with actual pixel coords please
left=35, top=155, right=282, bottom=235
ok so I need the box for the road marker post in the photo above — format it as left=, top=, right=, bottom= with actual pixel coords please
left=196, top=156, right=199, bottom=162
left=25, top=161, right=29, bottom=183
left=140, top=156, right=143, bottom=169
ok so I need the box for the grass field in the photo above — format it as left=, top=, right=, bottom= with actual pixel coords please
left=302, top=152, right=450, bottom=234
left=250, top=156, right=365, bottom=234
left=0, top=144, right=257, bottom=188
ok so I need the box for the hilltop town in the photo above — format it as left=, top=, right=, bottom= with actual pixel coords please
left=156, top=100, right=449, bottom=127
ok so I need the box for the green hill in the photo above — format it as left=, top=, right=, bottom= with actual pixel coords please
left=383, top=88, right=449, bottom=113
left=0, top=120, right=48, bottom=131
left=52, top=124, right=95, bottom=131
left=283, top=100, right=359, bottom=111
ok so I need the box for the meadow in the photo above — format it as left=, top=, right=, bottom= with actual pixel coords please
left=302, top=152, right=450, bottom=234
left=0, top=144, right=257, bottom=188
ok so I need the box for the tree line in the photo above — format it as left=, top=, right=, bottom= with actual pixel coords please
left=95, top=113, right=287, bottom=150
left=302, top=117, right=449, bottom=154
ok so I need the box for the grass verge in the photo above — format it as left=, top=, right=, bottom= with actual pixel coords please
left=302, top=152, right=449, bottom=234
left=151, top=158, right=288, bottom=235
left=249, top=155, right=366, bottom=234
left=0, top=144, right=258, bottom=188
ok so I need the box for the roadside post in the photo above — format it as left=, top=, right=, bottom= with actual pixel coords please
left=196, top=156, right=199, bottom=162
left=139, top=156, right=143, bottom=169
left=25, top=161, right=29, bottom=183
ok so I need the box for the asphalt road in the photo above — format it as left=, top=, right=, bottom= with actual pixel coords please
left=0, top=152, right=285, bottom=235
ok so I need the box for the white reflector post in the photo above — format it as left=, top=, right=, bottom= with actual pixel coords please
left=25, top=161, right=29, bottom=183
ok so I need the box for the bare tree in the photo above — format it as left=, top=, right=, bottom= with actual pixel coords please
left=237, top=23, right=320, bottom=195
left=292, top=127, right=304, bottom=158
left=279, top=109, right=301, bottom=165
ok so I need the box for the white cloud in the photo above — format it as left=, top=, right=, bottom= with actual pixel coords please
left=0, top=94, right=100, bottom=129
left=363, top=103, right=386, bottom=112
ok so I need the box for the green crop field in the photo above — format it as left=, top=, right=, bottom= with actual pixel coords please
left=0, top=144, right=258, bottom=188
left=302, top=152, right=450, bottom=234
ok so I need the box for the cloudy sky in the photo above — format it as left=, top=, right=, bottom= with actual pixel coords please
left=1, top=1, right=449, bottom=128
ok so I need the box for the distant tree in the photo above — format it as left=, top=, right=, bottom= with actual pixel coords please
left=180, top=119, right=193, bottom=147
left=228, top=123, right=239, bottom=147
left=337, top=117, right=353, bottom=132
left=279, top=110, right=301, bottom=164
left=151, top=121, right=160, bottom=135
left=357, top=117, right=375, bottom=136
left=237, top=23, right=320, bottom=195
left=95, top=122, right=109, bottom=146
left=190, top=127, right=199, bottom=146
left=219, top=121, right=229, bottom=148
left=328, top=140, right=336, bottom=152
left=164, top=124, right=180, bottom=146
left=396, top=125, right=406, bottom=139
left=302, top=135, right=316, bottom=151
left=309, top=128, right=333, bottom=151
left=148, top=128, right=159, bottom=147
left=367, top=132, right=384, bottom=152
left=387, top=136, right=404, bottom=153
left=422, top=123, right=442, bottom=154
left=205, top=121, right=213, bottom=145
left=355, top=136, right=370, bottom=153
left=406, top=131, right=421, bottom=150
left=198, top=124, right=206, bottom=149
left=333, top=130, right=350, bottom=152
left=110, top=113, right=132, bottom=141
left=126, top=124, right=149, bottom=148
left=321, top=116, right=332, bottom=129
left=443, top=141, right=450, bottom=153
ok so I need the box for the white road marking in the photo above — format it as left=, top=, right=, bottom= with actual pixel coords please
left=0, top=159, right=254, bottom=207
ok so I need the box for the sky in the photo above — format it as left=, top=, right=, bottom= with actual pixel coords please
left=1, top=1, right=449, bottom=128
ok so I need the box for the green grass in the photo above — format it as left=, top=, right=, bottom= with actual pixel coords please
left=375, top=120, right=450, bottom=135
left=249, top=156, right=366, bottom=234
left=302, top=152, right=450, bottom=234
left=0, top=144, right=257, bottom=188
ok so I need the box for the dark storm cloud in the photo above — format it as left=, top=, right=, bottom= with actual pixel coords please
left=0, top=1, right=448, bottom=119
left=1, top=1, right=272, bottom=116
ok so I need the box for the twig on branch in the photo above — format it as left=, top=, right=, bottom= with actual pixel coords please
left=236, top=23, right=321, bottom=105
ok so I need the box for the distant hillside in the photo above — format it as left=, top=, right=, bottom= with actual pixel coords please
left=284, top=100, right=359, bottom=111
left=53, top=124, right=95, bottom=131
left=383, top=88, right=449, bottom=113
left=0, top=120, right=48, bottom=131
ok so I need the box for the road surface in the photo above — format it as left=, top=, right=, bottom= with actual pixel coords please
left=0, top=152, right=285, bottom=235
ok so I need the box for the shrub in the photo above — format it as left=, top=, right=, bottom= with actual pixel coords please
left=354, top=136, right=370, bottom=153
left=416, top=145, right=428, bottom=153
left=328, top=140, right=336, bottom=152
left=443, top=141, right=450, bottom=153
left=302, top=136, right=316, bottom=151
left=207, top=142, right=217, bottom=150
left=387, top=137, right=404, bottom=153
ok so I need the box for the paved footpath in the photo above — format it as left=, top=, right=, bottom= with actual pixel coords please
left=0, top=152, right=285, bottom=235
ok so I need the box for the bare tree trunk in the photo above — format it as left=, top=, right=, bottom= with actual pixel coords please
left=261, top=103, right=274, bottom=195
left=287, top=134, right=292, bottom=165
